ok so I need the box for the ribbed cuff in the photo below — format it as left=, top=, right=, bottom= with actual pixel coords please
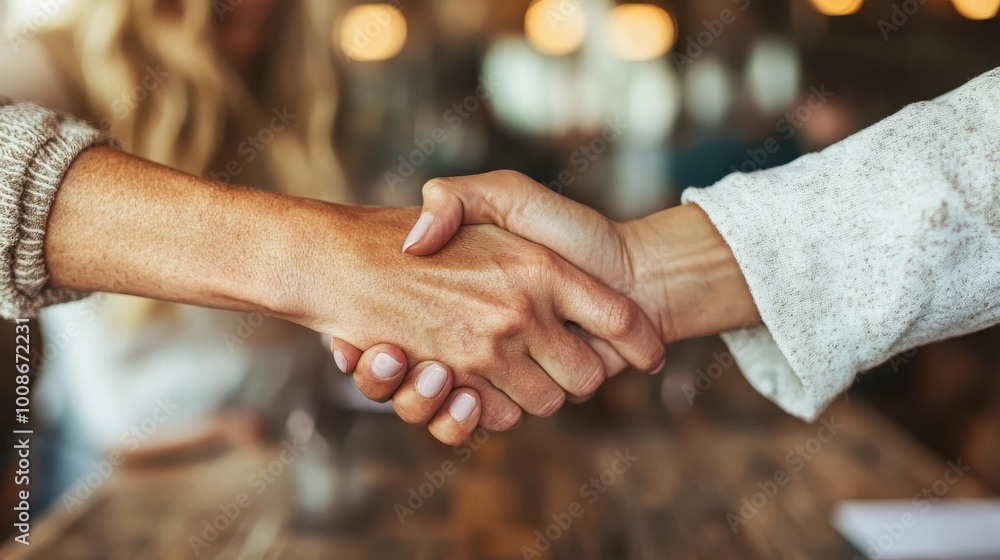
left=0, top=101, right=112, bottom=319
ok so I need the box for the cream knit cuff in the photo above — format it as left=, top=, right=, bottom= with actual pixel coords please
left=0, top=101, right=111, bottom=319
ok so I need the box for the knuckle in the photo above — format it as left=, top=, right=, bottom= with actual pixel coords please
left=603, top=295, right=639, bottom=339
left=488, top=296, right=535, bottom=339
left=530, top=246, right=561, bottom=270
left=506, top=294, right=536, bottom=320
left=422, top=176, right=456, bottom=199
left=513, top=246, right=560, bottom=281
left=570, top=360, right=606, bottom=398
left=452, top=368, right=503, bottom=403
left=491, top=406, right=523, bottom=432
left=492, top=169, right=528, bottom=184
left=532, top=390, right=566, bottom=418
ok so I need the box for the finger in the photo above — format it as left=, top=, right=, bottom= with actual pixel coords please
left=554, top=272, right=665, bottom=374
left=403, top=171, right=614, bottom=263
left=526, top=325, right=606, bottom=398
left=428, top=389, right=482, bottom=446
left=481, top=357, right=568, bottom=418
left=450, top=369, right=524, bottom=432
left=567, top=393, right=596, bottom=405
left=567, top=323, right=629, bottom=377
left=353, top=343, right=409, bottom=402
left=330, top=337, right=363, bottom=373
left=391, top=362, right=454, bottom=425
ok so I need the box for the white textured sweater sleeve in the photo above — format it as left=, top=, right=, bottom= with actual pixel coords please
left=681, top=67, right=1000, bottom=422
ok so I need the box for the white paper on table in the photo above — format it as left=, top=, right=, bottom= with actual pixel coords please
left=832, top=499, right=1000, bottom=560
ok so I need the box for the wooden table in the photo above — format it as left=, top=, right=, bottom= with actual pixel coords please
left=5, top=346, right=996, bottom=560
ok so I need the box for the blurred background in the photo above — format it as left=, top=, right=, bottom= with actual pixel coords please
left=0, top=0, right=998, bottom=558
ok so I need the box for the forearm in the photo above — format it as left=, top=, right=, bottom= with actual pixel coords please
left=46, top=146, right=326, bottom=317
left=624, top=204, right=760, bottom=343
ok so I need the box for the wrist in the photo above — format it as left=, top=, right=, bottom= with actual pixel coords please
left=622, top=203, right=760, bottom=342
left=189, top=184, right=312, bottom=319
left=244, top=194, right=355, bottom=327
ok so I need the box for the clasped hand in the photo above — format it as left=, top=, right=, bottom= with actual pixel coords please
left=323, top=171, right=670, bottom=445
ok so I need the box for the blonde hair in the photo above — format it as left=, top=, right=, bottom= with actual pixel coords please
left=46, top=0, right=344, bottom=200
left=37, top=0, right=347, bottom=325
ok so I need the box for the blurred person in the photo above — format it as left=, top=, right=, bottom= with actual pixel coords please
left=345, top=67, right=1000, bottom=438
left=0, top=0, right=350, bottom=506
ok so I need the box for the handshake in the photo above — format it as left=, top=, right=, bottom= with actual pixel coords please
left=45, top=149, right=759, bottom=447
left=279, top=171, right=761, bottom=445
left=41, top=147, right=760, bottom=445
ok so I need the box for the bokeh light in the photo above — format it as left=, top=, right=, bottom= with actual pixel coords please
left=605, top=4, right=676, bottom=61
left=624, top=61, right=682, bottom=140
left=483, top=38, right=558, bottom=135
left=745, top=37, right=800, bottom=114
left=953, top=0, right=1000, bottom=19
left=338, top=4, right=408, bottom=62
left=684, top=59, right=733, bottom=127
left=525, top=0, right=588, bottom=57
left=808, top=0, right=865, bottom=16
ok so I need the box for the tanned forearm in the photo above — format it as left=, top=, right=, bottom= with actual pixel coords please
left=44, top=147, right=665, bottom=378
left=45, top=146, right=315, bottom=316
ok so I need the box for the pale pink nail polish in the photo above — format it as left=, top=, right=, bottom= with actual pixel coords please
left=651, top=358, right=666, bottom=375
left=449, top=393, right=476, bottom=422
left=372, top=353, right=403, bottom=379
left=416, top=365, right=447, bottom=398
left=333, top=349, right=348, bottom=372
left=402, top=212, right=434, bottom=252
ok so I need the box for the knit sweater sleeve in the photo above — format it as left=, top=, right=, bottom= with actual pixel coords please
left=681, top=67, right=1000, bottom=421
left=0, top=101, right=112, bottom=319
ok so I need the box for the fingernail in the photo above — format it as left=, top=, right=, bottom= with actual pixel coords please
left=416, top=365, right=447, bottom=398
left=372, top=353, right=403, bottom=379
left=402, top=212, right=434, bottom=253
left=333, top=349, right=348, bottom=372
left=449, top=393, right=477, bottom=422
left=651, top=358, right=666, bottom=375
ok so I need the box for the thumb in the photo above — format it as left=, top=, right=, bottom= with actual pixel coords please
left=401, top=170, right=611, bottom=265
left=399, top=177, right=470, bottom=256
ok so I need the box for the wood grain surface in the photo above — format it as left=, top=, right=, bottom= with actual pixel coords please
left=3, top=351, right=995, bottom=560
